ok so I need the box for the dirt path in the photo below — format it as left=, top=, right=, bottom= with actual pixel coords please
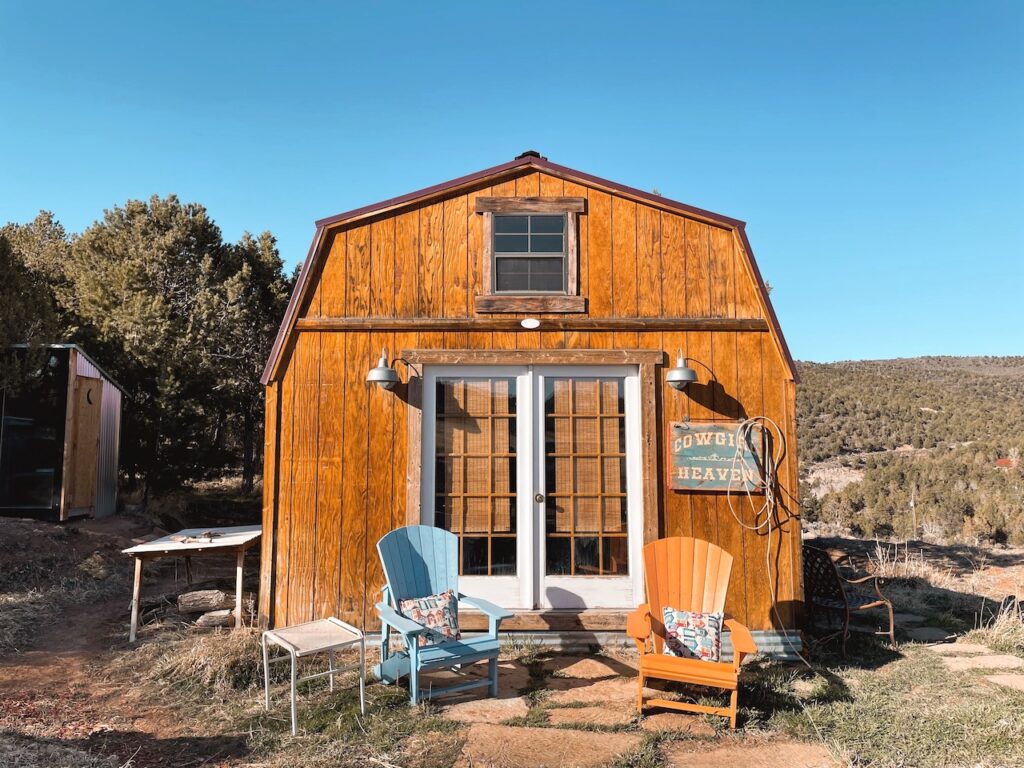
left=0, top=597, right=123, bottom=691
left=0, top=581, right=247, bottom=767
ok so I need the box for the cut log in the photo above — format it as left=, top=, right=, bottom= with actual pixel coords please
left=195, top=609, right=235, bottom=628
left=129, top=593, right=175, bottom=612
left=178, top=589, right=233, bottom=613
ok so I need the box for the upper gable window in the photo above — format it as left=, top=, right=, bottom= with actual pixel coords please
left=473, top=196, right=587, bottom=313
left=493, top=214, right=566, bottom=293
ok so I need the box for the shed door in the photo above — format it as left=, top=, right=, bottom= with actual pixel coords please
left=67, top=375, right=102, bottom=517
left=421, top=365, right=643, bottom=610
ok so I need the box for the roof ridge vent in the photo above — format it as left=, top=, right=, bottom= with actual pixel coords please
left=516, top=150, right=546, bottom=160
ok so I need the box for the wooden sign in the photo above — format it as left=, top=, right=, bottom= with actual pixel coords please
left=669, top=421, right=763, bottom=492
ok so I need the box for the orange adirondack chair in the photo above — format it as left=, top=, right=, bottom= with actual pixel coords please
left=627, top=537, right=758, bottom=729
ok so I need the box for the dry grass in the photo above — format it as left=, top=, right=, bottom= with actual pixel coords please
left=855, top=539, right=1013, bottom=634
left=752, top=644, right=1024, bottom=768
left=868, top=541, right=958, bottom=589
left=106, top=628, right=463, bottom=768
left=0, top=731, right=117, bottom=768
left=0, top=520, right=127, bottom=655
left=126, top=628, right=270, bottom=698
left=965, top=601, right=1024, bottom=658
left=757, top=539, right=1024, bottom=766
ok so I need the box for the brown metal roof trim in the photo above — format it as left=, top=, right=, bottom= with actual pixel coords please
left=260, top=224, right=324, bottom=384
left=261, top=155, right=796, bottom=385
left=735, top=225, right=799, bottom=383
left=312, top=154, right=746, bottom=231
left=314, top=157, right=534, bottom=228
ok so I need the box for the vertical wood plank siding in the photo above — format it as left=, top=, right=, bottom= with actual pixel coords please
left=262, top=170, right=800, bottom=631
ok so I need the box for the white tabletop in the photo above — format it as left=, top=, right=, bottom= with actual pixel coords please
left=264, top=618, right=364, bottom=657
left=122, top=525, right=262, bottom=556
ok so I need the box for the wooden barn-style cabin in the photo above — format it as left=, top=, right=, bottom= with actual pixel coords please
left=259, top=152, right=802, bottom=653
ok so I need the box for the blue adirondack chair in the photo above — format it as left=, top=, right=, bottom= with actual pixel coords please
left=374, top=525, right=513, bottom=704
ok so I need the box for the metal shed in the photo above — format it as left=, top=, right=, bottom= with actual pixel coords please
left=0, top=344, right=124, bottom=521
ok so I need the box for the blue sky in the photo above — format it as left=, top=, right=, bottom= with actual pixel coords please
left=1, top=2, right=1021, bottom=362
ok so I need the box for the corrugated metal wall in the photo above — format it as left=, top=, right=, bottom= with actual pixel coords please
left=75, top=354, right=122, bottom=517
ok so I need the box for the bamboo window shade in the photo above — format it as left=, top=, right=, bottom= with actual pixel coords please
left=545, top=377, right=629, bottom=577
left=434, top=377, right=517, bottom=576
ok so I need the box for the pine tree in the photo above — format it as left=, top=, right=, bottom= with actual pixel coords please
left=0, top=233, right=58, bottom=390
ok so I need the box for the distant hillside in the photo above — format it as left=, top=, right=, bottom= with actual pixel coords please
left=796, top=357, right=1024, bottom=544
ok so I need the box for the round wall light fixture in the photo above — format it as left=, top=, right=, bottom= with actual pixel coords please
left=366, top=348, right=400, bottom=390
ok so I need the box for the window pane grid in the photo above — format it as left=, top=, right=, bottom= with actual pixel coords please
left=493, top=213, right=567, bottom=293
left=435, top=377, right=517, bottom=576
left=544, top=377, right=629, bottom=577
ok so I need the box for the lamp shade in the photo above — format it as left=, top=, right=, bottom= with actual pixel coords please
left=366, top=350, right=400, bottom=390
left=666, top=357, right=699, bottom=391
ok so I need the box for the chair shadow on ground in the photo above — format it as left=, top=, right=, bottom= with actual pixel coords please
left=1, top=728, right=250, bottom=768
left=418, top=646, right=639, bottom=704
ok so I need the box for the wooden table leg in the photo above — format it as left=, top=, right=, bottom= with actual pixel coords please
left=129, top=557, right=143, bottom=642
left=235, top=549, right=245, bottom=629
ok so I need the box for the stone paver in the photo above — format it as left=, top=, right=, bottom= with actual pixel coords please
left=546, top=705, right=635, bottom=727
left=986, top=673, right=1024, bottom=692
left=422, top=660, right=532, bottom=700
left=548, top=655, right=630, bottom=680
left=941, top=654, right=1024, bottom=672
left=906, top=626, right=954, bottom=642
left=926, top=641, right=990, bottom=655
left=455, top=723, right=642, bottom=768
left=442, top=696, right=530, bottom=724
left=662, top=741, right=839, bottom=768
left=639, top=711, right=715, bottom=735
left=547, top=676, right=654, bottom=705
left=600, top=650, right=640, bottom=671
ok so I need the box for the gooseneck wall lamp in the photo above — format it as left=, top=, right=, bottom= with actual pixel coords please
left=666, top=352, right=714, bottom=392
left=366, top=348, right=419, bottom=391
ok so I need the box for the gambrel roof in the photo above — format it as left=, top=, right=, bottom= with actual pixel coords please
left=261, top=153, right=796, bottom=384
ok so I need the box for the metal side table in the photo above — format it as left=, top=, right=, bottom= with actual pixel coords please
left=262, top=617, right=366, bottom=734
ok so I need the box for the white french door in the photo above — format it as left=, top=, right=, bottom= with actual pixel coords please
left=420, top=365, right=643, bottom=610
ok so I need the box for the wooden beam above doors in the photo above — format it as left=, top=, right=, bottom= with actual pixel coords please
left=401, top=349, right=666, bottom=366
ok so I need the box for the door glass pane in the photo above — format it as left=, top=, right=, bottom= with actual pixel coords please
left=574, top=537, right=599, bottom=575
left=463, top=537, right=488, bottom=575
left=434, top=377, right=517, bottom=576
left=491, top=536, right=516, bottom=575
left=544, top=377, right=628, bottom=576
left=545, top=534, right=570, bottom=576
left=602, top=536, right=629, bottom=576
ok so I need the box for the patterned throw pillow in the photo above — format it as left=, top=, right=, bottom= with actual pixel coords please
left=662, top=607, right=723, bottom=662
left=399, top=589, right=461, bottom=647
